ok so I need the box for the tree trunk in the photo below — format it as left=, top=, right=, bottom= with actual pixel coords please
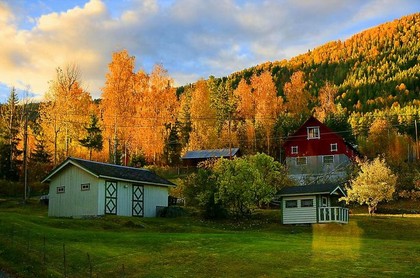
left=368, top=205, right=376, bottom=216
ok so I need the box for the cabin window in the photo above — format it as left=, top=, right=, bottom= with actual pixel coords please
left=307, top=126, right=320, bottom=139
left=331, top=143, right=338, bottom=152
left=285, top=200, right=298, bottom=208
left=81, top=183, right=90, bottom=191
left=323, top=155, right=334, bottom=164
left=301, top=199, right=314, bottom=207
left=291, top=146, right=298, bottom=154
left=296, top=157, right=307, bottom=165
left=57, top=186, right=65, bottom=194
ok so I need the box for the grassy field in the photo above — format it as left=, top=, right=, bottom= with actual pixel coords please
left=0, top=199, right=420, bottom=277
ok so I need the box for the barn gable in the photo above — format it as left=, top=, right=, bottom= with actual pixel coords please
left=283, top=116, right=358, bottom=184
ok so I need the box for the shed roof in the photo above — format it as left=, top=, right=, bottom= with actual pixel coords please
left=182, top=148, right=240, bottom=160
left=278, top=183, right=346, bottom=197
left=42, top=157, right=175, bottom=187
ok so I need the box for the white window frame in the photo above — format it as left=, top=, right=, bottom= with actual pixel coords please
left=307, top=126, right=320, bottom=139
left=285, top=200, right=298, bottom=208
left=331, top=143, right=338, bottom=152
left=323, top=155, right=334, bottom=164
left=296, top=157, right=307, bottom=165
left=57, top=186, right=65, bottom=194
left=81, top=183, right=90, bottom=191
left=301, top=199, right=314, bottom=207
left=291, top=146, right=298, bottom=154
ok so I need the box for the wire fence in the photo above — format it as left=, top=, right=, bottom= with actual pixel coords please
left=0, top=221, right=129, bottom=277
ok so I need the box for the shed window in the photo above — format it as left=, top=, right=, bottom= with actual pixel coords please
left=301, top=199, right=314, bottom=207
left=331, top=143, right=338, bottom=152
left=296, top=157, right=307, bottom=165
left=291, top=146, right=298, bottom=154
left=57, top=186, right=65, bottom=194
left=285, top=200, right=298, bottom=208
left=81, top=183, right=90, bottom=191
left=307, top=126, right=320, bottom=139
left=323, top=155, right=334, bottom=164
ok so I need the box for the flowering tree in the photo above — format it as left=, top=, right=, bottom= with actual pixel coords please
left=342, top=157, right=397, bottom=215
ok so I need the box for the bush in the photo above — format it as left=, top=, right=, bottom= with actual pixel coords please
left=0, top=179, right=24, bottom=197
left=158, top=206, right=187, bottom=218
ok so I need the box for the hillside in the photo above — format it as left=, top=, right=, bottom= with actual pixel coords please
left=225, top=13, right=420, bottom=113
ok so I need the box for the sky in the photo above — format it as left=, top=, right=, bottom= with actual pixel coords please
left=0, top=0, right=419, bottom=103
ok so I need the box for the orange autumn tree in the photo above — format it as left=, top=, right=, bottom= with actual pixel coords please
left=188, top=79, right=219, bottom=150
left=137, top=64, right=178, bottom=164
left=314, top=81, right=338, bottom=122
left=251, top=71, right=283, bottom=155
left=39, top=64, right=92, bottom=165
left=101, top=50, right=137, bottom=164
left=284, top=71, right=313, bottom=120
left=234, top=79, right=257, bottom=152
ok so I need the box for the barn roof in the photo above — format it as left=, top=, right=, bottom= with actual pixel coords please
left=182, top=148, right=240, bottom=160
left=278, top=183, right=346, bottom=197
left=42, top=157, right=175, bottom=187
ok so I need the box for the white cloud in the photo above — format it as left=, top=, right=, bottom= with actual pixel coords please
left=0, top=0, right=418, bottom=102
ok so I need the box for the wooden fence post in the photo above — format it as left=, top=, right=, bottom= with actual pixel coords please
left=63, top=243, right=67, bottom=277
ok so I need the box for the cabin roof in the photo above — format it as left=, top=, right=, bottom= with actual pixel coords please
left=42, top=157, right=175, bottom=187
left=278, top=183, right=346, bottom=197
left=182, top=148, right=240, bottom=160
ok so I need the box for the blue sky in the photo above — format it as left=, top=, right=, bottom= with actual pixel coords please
left=0, top=0, right=419, bottom=102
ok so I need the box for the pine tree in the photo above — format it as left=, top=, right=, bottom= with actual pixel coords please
left=79, top=114, right=103, bottom=160
left=0, top=88, right=22, bottom=181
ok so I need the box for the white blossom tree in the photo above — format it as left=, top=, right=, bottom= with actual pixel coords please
left=342, top=156, right=397, bottom=215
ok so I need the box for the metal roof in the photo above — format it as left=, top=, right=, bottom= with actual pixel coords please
left=278, top=183, right=346, bottom=197
left=182, top=148, right=240, bottom=160
left=42, top=157, right=175, bottom=187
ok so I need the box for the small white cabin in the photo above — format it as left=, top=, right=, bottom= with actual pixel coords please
left=278, top=183, right=348, bottom=224
left=42, top=157, right=176, bottom=218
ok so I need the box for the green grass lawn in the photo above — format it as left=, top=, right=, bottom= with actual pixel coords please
left=0, top=199, right=420, bottom=277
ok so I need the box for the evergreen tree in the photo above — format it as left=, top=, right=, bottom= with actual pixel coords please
left=79, top=114, right=103, bottom=160
left=29, top=135, right=52, bottom=182
left=0, top=88, right=22, bottom=181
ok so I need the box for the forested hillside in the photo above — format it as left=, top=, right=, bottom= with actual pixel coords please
left=225, top=12, right=419, bottom=113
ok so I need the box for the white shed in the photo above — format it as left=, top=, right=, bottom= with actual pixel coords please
left=42, top=157, right=176, bottom=218
left=278, top=183, right=349, bottom=224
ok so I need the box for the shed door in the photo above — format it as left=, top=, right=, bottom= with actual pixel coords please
left=105, top=181, right=117, bottom=214
left=132, top=184, right=144, bottom=217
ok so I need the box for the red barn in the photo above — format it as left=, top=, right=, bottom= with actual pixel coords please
left=283, top=116, right=358, bottom=184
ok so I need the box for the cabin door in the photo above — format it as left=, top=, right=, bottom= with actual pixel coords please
left=105, top=181, right=117, bottom=214
left=132, top=184, right=144, bottom=217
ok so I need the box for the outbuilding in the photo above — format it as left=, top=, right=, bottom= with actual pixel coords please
left=278, top=183, right=349, bottom=224
left=182, top=148, right=240, bottom=167
left=42, top=157, right=175, bottom=218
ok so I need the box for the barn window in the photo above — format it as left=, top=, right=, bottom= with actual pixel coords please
left=57, top=186, right=65, bottom=194
left=296, top=157, right=307, bottom=165
left=301, top=199, right=314, bottom=207
left=291, top=146, right=298, bottom=154
left=81, top=183, right=90, bottom=191
left=323, top=155, right=334, bottom=164
left=285, top=200, right=298, bottom=208
left=331, top=143, right=338, bottom=152
left=307, top=126, right=320, bottom=139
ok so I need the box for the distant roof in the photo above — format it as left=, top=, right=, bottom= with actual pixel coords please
left=278, top=183, right=346, bottom=197
left=182, top=148, right=240, bottom=160
left=42, top=157, right=175, bottom=187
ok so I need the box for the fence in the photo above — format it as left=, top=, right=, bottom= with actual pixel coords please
left=0, top=221, right=130, bottom=277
